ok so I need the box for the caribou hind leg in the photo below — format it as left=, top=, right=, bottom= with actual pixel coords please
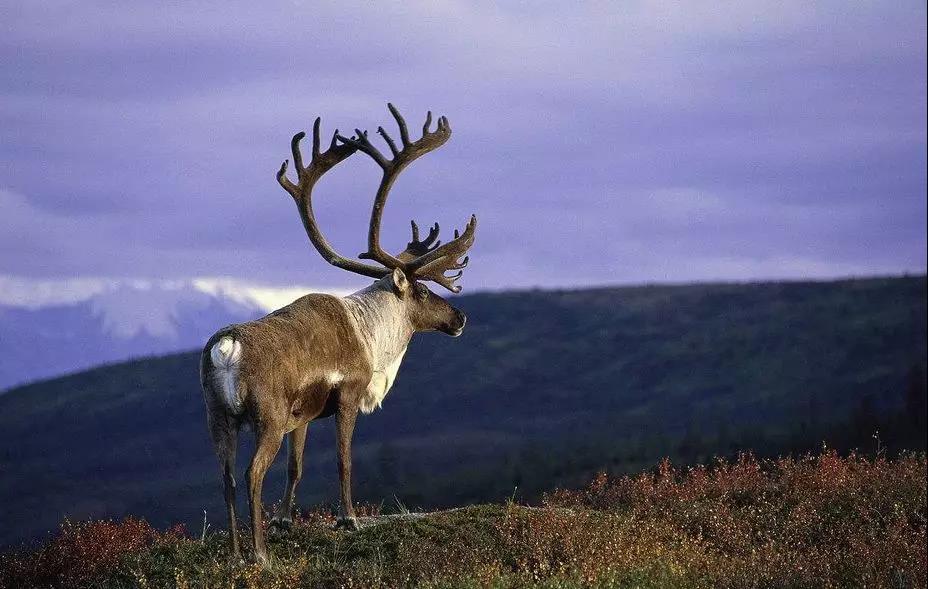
left=247, top=426, right=284, bottom=565
left=270, top=423, right=308, bottom=532
left=207, top=412, right=242, bottom=562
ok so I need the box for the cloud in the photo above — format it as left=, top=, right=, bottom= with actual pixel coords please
left=1, top=1, right=924, bottom=290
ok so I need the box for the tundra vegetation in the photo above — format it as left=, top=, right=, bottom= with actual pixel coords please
left=1, top=450, right=924, bottom=588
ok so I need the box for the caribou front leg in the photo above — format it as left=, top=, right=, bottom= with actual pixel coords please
left=334, top=392, right=360, bottom=531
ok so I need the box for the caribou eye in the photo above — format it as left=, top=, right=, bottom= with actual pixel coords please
left=416, top=287, right=429, bottom=301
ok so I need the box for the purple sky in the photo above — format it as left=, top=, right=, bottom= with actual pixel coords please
left=2, top=2, right=926, bottom=292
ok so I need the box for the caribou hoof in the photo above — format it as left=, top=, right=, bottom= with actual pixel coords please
left=269, top=516, right=293, bottom=535
left=334, top=516, right=361, bottom=532
left=253, top=550, right=270, bottom=568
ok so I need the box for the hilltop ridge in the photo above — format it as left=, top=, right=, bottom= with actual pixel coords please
left=0, top=275, right=924, bottom=549
left=1, top=451, right=924, bottom=588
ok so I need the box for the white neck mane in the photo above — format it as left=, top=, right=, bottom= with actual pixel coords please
left=340, top=280, right=413, bottom=413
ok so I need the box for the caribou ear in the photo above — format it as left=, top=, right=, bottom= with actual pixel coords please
left=391, top=267, right=410, bottom=296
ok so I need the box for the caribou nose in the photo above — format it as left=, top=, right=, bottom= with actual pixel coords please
left=449, top=311, right=466, bottom=336
left=445, top=309, right=467, bottom=337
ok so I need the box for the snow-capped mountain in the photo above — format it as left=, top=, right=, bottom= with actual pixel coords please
left=0, top=277, right=345, bottom=391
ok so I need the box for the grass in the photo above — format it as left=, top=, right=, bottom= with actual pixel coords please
left=1, top=450, right=925, bottom=588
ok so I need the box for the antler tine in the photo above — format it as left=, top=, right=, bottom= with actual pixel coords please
left=422, top=111, right=433, bottom=135
left=417, top=255, right=468, bottom=277
left=336, top=129, right=390, bottom=170
left=276, top=118, right=392, bottom=280
left=395, top=220, right=442, bottom=262
left=418, top=221, right=441, bottom=249
left=425, top=266, right=466, bottom=293
left=377, top=126, right=399, bottom=157
left=388, top=103, right=411, bottom=146
left=406, top=214, right=476, bottom=273
left=284, top=118, right=324, bottom=185
left=312, top=117, right=322, bottom=158
left=291, top=130, right=306, bottom=177
left=276, top=159, right=298, bottom=198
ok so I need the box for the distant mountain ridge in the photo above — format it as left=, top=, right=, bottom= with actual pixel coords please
left=0, top=282, right=265, bottom=390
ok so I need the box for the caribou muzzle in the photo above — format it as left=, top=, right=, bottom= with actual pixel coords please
left=443, top=310, right=467, bottom=337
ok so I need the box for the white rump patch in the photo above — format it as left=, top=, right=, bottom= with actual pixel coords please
left=210, top=336, right=243, bottom=413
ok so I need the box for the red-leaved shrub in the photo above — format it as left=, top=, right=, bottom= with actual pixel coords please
left=0, top=517, right=184, bottom=589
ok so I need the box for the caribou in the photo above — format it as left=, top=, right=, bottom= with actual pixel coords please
left=200, top=104, right=476, bottom=564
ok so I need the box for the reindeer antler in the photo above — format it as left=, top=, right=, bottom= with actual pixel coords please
left=337, top=104, right=477, bottom=292
left=276, top=118, right=391, bottom=280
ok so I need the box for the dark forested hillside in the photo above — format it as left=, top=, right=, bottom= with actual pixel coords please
left=0, top=276, right=925, bottom=548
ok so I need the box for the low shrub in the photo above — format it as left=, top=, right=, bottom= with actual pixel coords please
left=1, top=451, right=923, bottom=588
